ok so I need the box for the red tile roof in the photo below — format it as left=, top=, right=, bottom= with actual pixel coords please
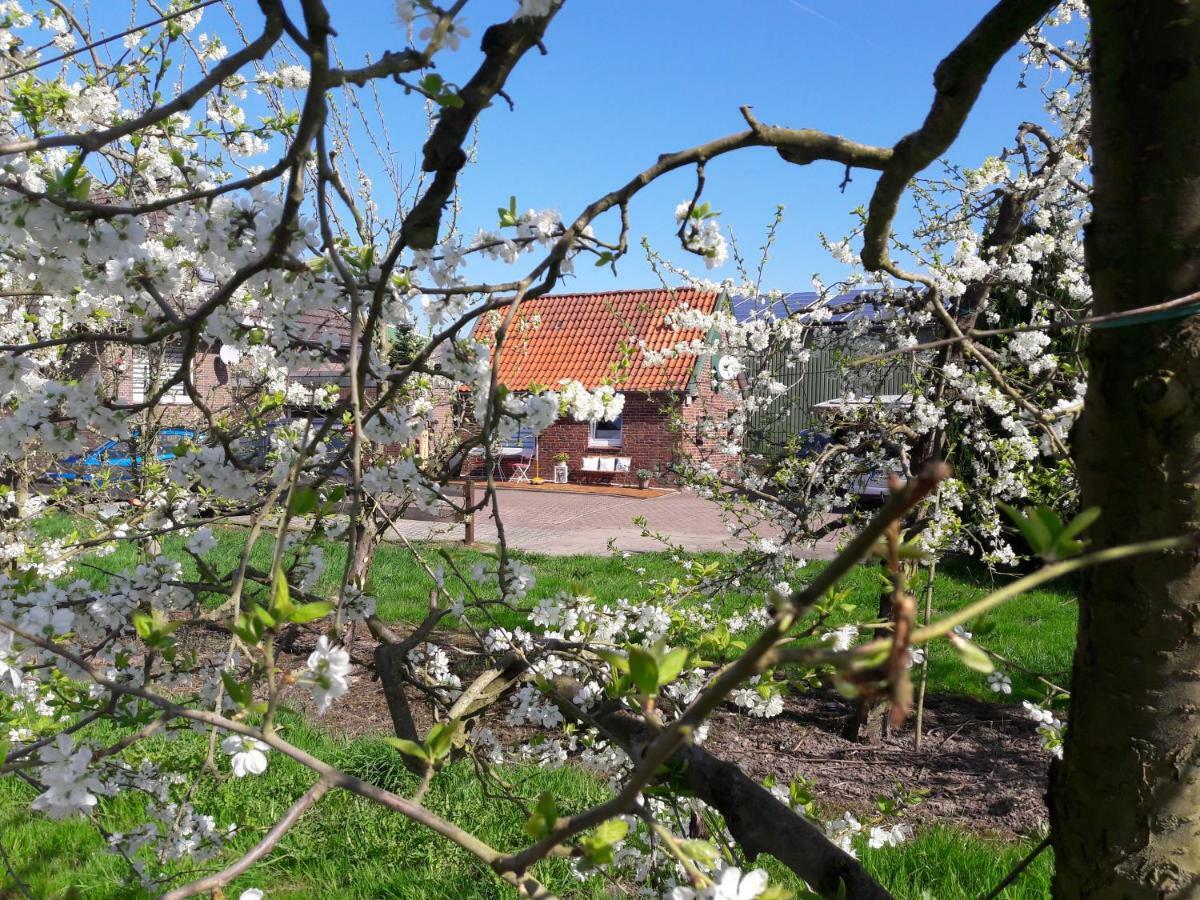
left=473, top=288, right=720, bottom=392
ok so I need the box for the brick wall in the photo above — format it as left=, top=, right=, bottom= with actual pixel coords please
left=105, top=343, right=238, bottom=412
left=110, top=343, right=354, bottom=426
left=463, top=391, right=684, bottom=485
left=676, top=352, right=739, bottom=480
left=461, top=353, right=744, bottom=485
left=676, top=357, right=741, bottom=475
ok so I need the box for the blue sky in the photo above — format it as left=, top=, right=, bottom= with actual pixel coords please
left=85, top=1, right=1053, bottom=294
left=328, top=0, right=1050, bottom=294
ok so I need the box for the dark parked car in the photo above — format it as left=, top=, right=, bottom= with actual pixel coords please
left=795, top=425, right=897, bottom=503
left=231, top=416, right=349, bottom=471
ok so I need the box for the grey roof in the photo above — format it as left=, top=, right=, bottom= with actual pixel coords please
left=731, top=289, right=889, bottom=325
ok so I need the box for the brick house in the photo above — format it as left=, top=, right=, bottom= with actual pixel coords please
left=85, top=307, right=353, bottom=425
left=465, top=288, right=738, bottom=486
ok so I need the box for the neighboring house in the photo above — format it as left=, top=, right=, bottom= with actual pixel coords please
left=466, top=288, right=738, bottom=485
left=98, top=307, right=353, bottom=421
left=733, top=290, right=913, bottom=455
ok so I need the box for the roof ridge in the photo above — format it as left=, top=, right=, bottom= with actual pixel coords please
left=531, top=286, right=717, bottom=298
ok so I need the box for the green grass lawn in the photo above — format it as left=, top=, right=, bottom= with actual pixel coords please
left=10, top=516, right=1073, bottom=897
left=0, top=716, right=1052, bottom=900
left=40, top=513, right=1077, bottom=705
left=816, top=557, right=1077, bottom=703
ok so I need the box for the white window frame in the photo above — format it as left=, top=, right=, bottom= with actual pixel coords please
left=131, top=346, right=192, bottom=405
left=588, top=416, right=623, bottom=448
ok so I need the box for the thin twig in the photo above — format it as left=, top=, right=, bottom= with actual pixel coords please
left=980, top=834, right=1052, bottom=900
left=914, top=557, right=937, bottom=750
left=0, top=0, right=224, bottom=83
left=160, top=779, right=331, bottom=900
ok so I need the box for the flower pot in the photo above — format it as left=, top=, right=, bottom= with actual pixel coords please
left=637, top=477, right=651, bottom=490
left=553, top=463, right=569, bottom=484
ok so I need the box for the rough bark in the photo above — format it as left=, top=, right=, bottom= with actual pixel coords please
left=1049, top=3, right=1200, bottom=896
left=843, top=561, right=894, bottom=743
left=590, top=699, right=893, bottom=900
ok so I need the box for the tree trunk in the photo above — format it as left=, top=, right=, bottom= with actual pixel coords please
left=843, top=562, right=894, bottom=743
left=1050, top=3, right=1200, bottom=895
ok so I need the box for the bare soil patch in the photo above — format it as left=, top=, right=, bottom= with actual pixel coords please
left=186, top=624, right=1052, bottom=838
left=701, top=692, right=1051, bottom=837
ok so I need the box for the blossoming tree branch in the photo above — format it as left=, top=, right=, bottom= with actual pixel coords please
left=0, top=0, right=1197, bottom=898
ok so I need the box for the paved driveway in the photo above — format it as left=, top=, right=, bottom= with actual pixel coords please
left=385, top=488, right=735, bottom=555
left=386, top=488, right=841, bottom=558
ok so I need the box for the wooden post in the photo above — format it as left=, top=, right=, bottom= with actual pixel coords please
left=463, top=476, right=475, bottom=545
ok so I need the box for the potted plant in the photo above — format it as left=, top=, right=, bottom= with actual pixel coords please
left=636, top=468, right=654, bottom=490
left=552, top=452, right=569, bottom=484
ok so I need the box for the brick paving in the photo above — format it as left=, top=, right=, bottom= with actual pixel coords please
left=384, top=488, right=841, bottom=558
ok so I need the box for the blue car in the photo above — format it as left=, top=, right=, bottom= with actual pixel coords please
left=43, top=428, right=199, bottom=484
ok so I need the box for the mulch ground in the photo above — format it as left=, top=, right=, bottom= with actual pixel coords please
left=185, top=624, right=1053, bottom=838
left=700, top=693, right=1051, bottom=837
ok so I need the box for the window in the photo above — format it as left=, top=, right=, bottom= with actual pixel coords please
left=589, top=416, right=623, bottom=448
left=131, top=346, right=191, bottom=405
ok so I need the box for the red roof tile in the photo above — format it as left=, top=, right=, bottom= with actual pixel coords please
left=473, top=289, right=720, bottom=392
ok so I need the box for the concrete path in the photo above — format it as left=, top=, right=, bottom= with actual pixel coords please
left=384, top=488, right=841, bottom=558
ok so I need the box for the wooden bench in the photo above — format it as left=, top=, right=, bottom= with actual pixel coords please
left=579, top=455, right=632, bottom=484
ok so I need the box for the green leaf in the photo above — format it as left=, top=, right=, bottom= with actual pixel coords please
left=231, top=613, right=262, bottom=644
left=1058, top=506, right=1100, bottom=543
left=220, top=671, right=253, bottom=708
left=897, top=539, right=930, bottom=560
left=593, top=818, right=628, bottom=845
left=657, top=646, right=689, bottom=686
left=579, top=817, right=628, bottom=866
left=289, top=486, right=318, bottom=516
left=1051, top=506, right=1102, bottom=559
left=524, top=791, right=558, bottom=839
left=250, top=603, right=277, bottom=629
left=287, top=601, right=333, bottom=624
left=677, top=839, right=720, bottom=865
left=999, top=502, right=1053, bottom=554
left=426, top=721, right=458, bottom=760
left=385, top=737, right=430, bottom=763
left=1032, top=506, right=1064, bottom=542
left=627, top=646, right=660, bottom=696
left=1002, top=503, right=1101, bottom=560
left=132, top=608, right=177, bottom=650
left=270, top=571, right=290, bottom=616
left=595, top=649, right=629, bottom=674
left=132, top=610, right=154, bottom=640
left=948, top=633, right=994, bottom=673
left=759, top=885, right=795, bottom=900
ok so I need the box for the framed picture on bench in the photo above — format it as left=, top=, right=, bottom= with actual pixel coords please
left=581, top=456, right=600, bottom=472
left=598, top=457, right=615, bottom=472
left=614, top=457, right=631, bottom=473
